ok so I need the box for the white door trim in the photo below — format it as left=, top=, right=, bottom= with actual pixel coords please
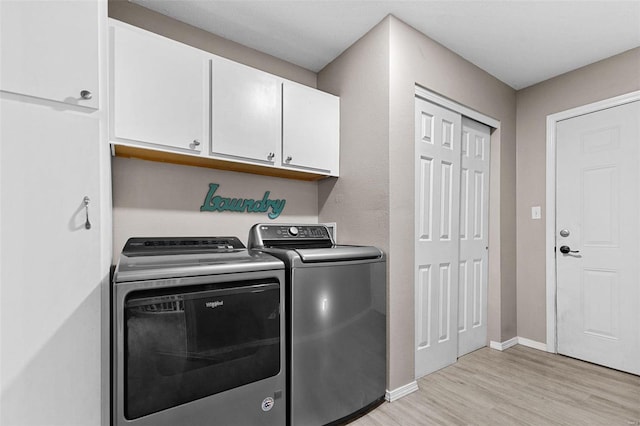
left=545, top=90, right=640, bottom=353
left=415, top=85, right=500, bottom=130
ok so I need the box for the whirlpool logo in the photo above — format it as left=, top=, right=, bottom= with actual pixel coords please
left=205, top=301, right=224, bottom=309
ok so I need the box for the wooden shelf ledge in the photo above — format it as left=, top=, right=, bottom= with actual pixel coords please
left=112, top=145, right=329, bottom=181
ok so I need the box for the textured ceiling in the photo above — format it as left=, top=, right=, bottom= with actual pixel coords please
left=130, top=0, right=640, bottom=89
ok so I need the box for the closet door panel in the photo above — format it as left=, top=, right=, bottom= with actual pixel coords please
left=415, top=97, right=461, bottom=378
left=458, top=118, right=490, bottom=357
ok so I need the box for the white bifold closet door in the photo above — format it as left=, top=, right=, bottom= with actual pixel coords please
left=414, top=97, right=490, bottom=379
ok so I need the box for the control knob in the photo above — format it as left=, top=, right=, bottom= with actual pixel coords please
left=288, top=226, right=299, bottom=236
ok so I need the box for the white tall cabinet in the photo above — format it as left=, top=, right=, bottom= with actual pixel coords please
left=0, top=1, right=110, bottom=425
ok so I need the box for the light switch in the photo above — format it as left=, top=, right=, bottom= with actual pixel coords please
left=531, top=206, right=541, bottom=220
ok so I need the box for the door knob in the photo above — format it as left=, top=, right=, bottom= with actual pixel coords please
left=559, top=245, right=579, bottom=254
left=80, top=90, right=92, bottom=100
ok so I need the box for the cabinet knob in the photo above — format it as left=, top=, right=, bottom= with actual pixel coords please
left=267, top=152, right=275, bottom=161
left=285, top=156, right=292, bottom=163
left=80, top=90, right=92, bottom=100
left=192, top=140, right=201, bottom=147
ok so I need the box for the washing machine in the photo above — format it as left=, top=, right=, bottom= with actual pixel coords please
left=248, top=224, right=386, bottom=426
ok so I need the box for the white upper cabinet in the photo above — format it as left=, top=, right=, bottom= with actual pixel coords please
left=283, top=81, right=339, bottom=176
left=108, top=20, right=339, bottom=179
left=110, top=20, right=208, bottom=153
left=0, top=0, right=99, bottom=109
left=211, top=56, right=281, bottom=165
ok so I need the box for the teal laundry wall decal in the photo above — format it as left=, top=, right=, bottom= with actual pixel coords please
left=200, top=183, right=286, bottom=219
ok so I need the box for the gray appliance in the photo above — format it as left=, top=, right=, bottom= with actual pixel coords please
left=112, top=237, right=286, bottom=426
left=248, top=224, right=386, bottom=426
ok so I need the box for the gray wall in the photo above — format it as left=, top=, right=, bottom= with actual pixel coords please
left=318, top=15, right=517, bottom=391
left=112, top=158, right=318, bottom=259
left=316, top=17, right=391, bottom=380
left=316, top=20, right=390, bottom=249
left=515, top=47, right=640, bottom=343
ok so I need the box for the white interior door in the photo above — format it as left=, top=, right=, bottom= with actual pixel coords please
left=556, top=100, right=640, bottom=375
left=415, top=98, right=461, bottom=378
left=458, top=118, right=490, bottom=357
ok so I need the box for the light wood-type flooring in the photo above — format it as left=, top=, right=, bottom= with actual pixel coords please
left=349, top=345, right=640, bottom=426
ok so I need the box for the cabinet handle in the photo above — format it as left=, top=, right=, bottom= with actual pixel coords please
left=267, top=152, right=275, bottom=161
left=80, top=90, right=92, bottom=100
left=192, top=140, right=201, bottom=147
left=83, top=196, right=91, bottom=230
left=285, top=156, right=292, bottom=163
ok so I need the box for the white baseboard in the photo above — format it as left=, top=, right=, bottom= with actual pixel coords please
left=490, top=336, right=547, bottom=352
left=490, top=337, right=518, bottom=351
left=385, top=381, right=419, bottom=402
left=517, top=337, right=548, bottom=351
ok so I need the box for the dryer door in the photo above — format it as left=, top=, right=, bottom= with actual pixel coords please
left=123, top=280, right=281, bottom=419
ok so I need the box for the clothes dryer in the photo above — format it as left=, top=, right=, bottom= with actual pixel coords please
left=112, top=237, right=285, bottom=426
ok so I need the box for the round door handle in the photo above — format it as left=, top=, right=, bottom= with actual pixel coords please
left=192, top=140, right=201, bottom=147
left=80, top=90, right=92, bottom=100
left=559, top=245, right=579, bottom=254
left=267, top=152, right=275, bottom=160
left=285, top=156, right=292, bottom=163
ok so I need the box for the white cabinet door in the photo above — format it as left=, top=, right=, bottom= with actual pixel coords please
left=283, top=82, right=339, bottom=175
left=0, top=0, right=99, bottom=109
left=1, top=99, right=103, bottom=426
left=211, top=57, right=281, bottom=165
left=110, top=20, right=208, bottom=153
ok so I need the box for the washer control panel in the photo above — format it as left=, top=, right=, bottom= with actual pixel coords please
left=258, top=224, right=329, bottom=240
left=248, top=223, right=335, bottom=249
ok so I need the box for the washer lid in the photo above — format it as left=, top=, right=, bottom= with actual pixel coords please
left=295, top=246, right=383, bottom=263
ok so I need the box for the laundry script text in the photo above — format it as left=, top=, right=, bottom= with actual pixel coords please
left=200, top=183, right=286, bottom=219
